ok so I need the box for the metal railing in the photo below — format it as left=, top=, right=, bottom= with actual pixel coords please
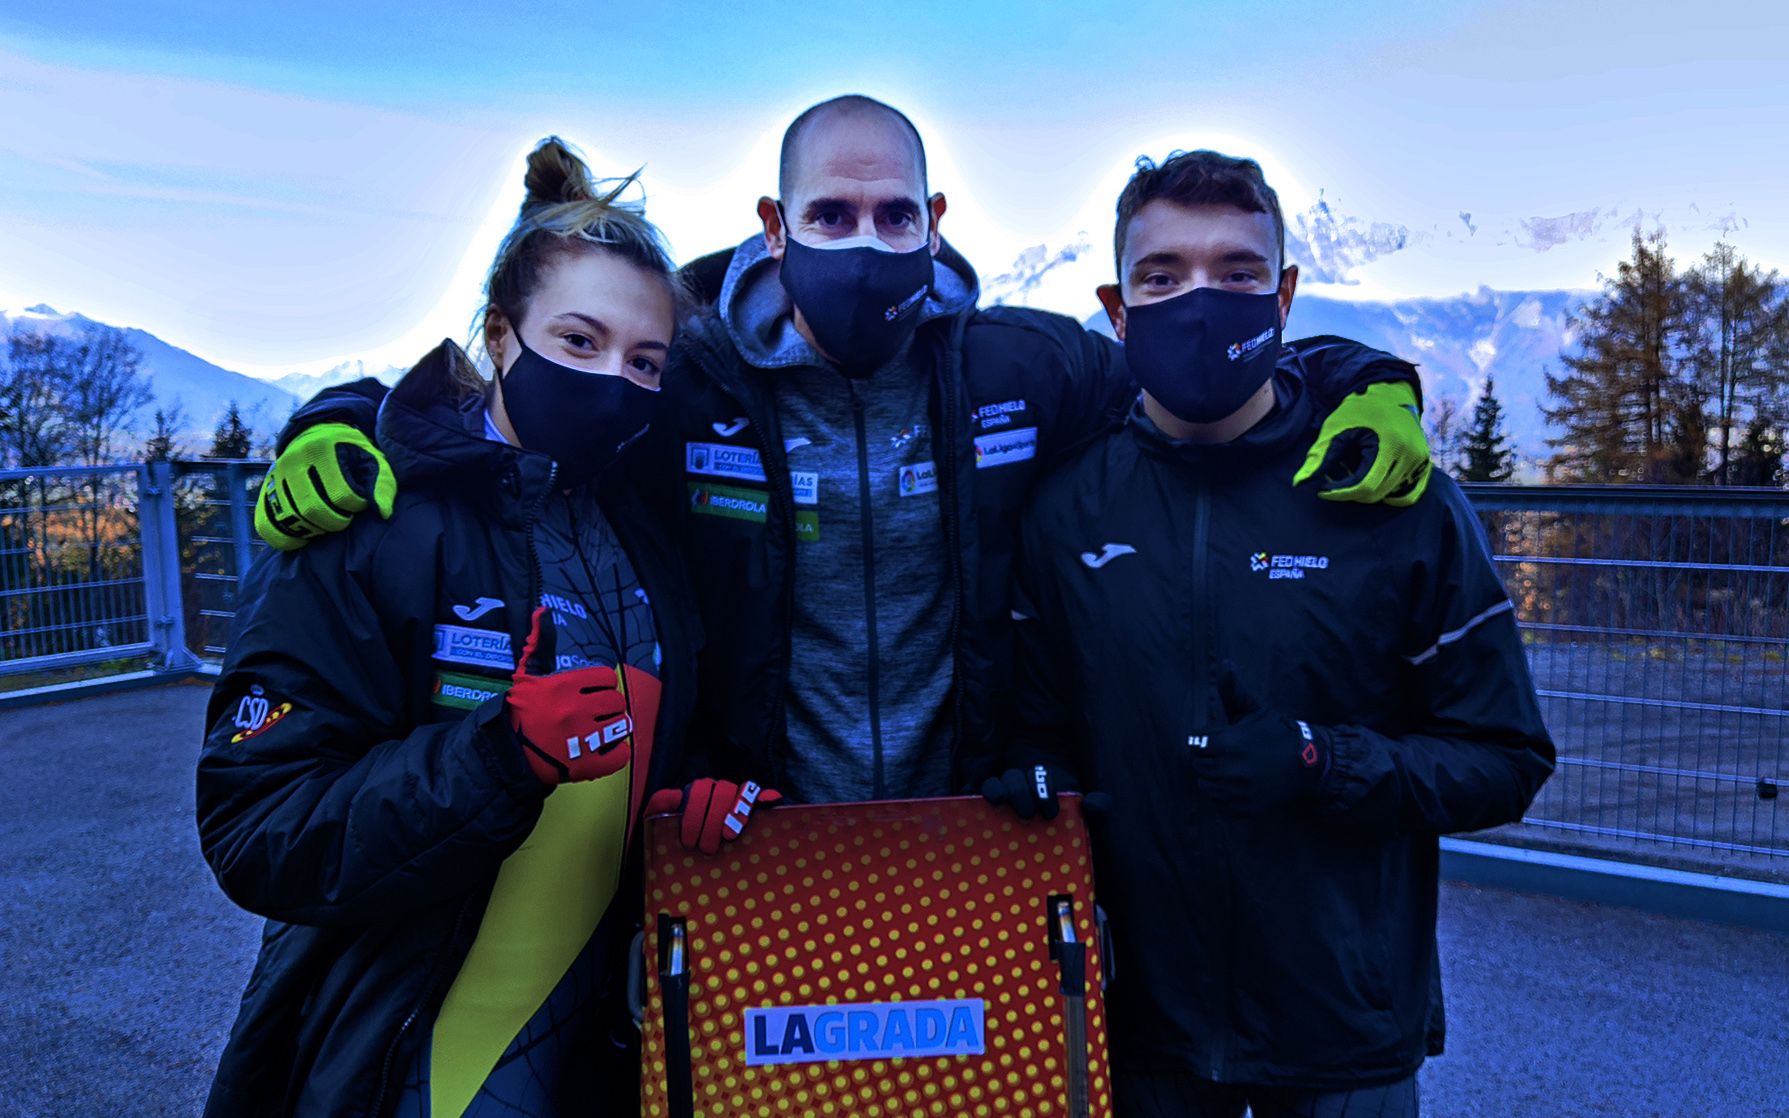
left=0, top=460, right=267, bottom=678
left=0, top=466, right=1782, bottom=874
left=1464, top=484, right=1789, bottom=872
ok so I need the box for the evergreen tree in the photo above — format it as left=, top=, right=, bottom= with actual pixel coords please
left=144, top=401, right=189, bottom=463
left=1681, top=242, right=1789, bottom=484
left=1458, top=376, right=1514, bottom=482
left=1544, top=229, right=1685, bottom=482
left=207, top=401, right=254, bottom=460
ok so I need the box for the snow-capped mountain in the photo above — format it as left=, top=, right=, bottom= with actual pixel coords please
left=1086, top=287, right=1588, bottom=468
left=2, top=305, right=300, bottom=444
left=273, top=358, right=406, bottom=402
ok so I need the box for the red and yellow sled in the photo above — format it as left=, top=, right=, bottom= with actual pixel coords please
left=641, top=795, right=1112, bottom=1118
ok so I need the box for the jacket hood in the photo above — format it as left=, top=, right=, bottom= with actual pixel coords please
left=715, top=232, right=981, bottom=371
left=376, top=339, right=555, bottom=496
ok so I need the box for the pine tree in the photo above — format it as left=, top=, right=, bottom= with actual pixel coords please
left=1544, top=229, right=1685, bottom=482
left=207, top=401, right=254, bottom=460
left=1681, top=242, right=1789, bottom=484
left=144, top=401, right=189, bottom=463
left=1458, top=376, right=1514, bottom=482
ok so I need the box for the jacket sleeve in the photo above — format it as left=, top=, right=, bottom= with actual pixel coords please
left=1290, top=335, right=1424, bottom=415
left=1314, top=484, right=1555, bottom=835
left=1000, top=505, right=1087, bottom=789
left=196, top=528, right=547, bottom=927
left=272, top=378, right=389, bottom=454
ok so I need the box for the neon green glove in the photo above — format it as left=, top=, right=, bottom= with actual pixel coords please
left=254, top=423, right=397, bottom=550
left=1293, top=381, right=1432, bottom=507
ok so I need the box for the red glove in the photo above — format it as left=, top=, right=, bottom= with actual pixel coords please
left=645, top=778, right=784, bottom=855
left=505, top=607, right=637, bottom=786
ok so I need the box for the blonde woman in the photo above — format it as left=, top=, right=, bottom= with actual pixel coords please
left=198, top=138, right=697, bottom=1118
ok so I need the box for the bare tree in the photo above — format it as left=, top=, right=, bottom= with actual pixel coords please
left=64, top=324, right=153, bottom=467
left=0, top=332, right=73, bottom=468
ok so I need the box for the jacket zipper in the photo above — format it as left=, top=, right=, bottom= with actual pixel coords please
left=367, top=891, right=478, bottom=1118
left=935, top=330, right=968, bottom=788
left=848, top=379, right=886, bottom=799
left=367, top=460, right=552, bottom=1118
left=1188, top=475, right=1237, bottom=1082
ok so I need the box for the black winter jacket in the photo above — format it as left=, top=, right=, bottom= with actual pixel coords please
left=1008, top=373, right=1554, bottom=1089
left=660, top=245, right=1422, bottom=792
left=281, top=251, right=1418, bottom=798
left=196, top=341, right=700, bottom=1118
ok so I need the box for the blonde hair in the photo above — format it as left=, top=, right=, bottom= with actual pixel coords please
left=461, top=137, right=683, bottom=393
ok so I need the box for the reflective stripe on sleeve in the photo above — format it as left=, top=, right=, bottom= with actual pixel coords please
left=1405, top=599, right=1515, bottom=666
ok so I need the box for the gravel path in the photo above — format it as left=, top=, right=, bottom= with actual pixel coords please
left=1, top=684, right=1783, bottom=1117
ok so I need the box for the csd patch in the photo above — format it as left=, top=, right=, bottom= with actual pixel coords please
left=743, top=999, right=985, bottom=1067
left=973, top=427, right=1037, bottom=469
left=230, top=691, right=293, bottom=743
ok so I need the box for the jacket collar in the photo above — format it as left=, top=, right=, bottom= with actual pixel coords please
left=376, top=339, right=556, bottom=503
left=1127, top=362, right=1316, bottom=466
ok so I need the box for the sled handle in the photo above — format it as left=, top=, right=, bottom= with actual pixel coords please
left=657, top=914, right=695, bottom=1118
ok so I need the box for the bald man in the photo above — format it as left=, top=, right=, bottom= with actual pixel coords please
left=258, top=96, right=1432, bottom=814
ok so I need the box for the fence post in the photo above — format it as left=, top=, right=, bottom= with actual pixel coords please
left=226, top=462, right=255, bottom=582
left=139, top=462, right=201, bottom=672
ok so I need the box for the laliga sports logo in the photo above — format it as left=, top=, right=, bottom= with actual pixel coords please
left=1226, top=327, right=1275, bottom=361
left=884, top=285, right=928, bottom=322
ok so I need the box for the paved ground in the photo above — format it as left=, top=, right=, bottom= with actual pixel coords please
left=1, top=685, right=1785, bottom=1117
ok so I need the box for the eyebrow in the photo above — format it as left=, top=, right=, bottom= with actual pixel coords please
left=1130, top=248, right=1272, bottom=272
left=803, top=194, right=922, bottom=215
left=556, top=312, right=669, bottom=351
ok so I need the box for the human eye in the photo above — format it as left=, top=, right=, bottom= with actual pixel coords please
left=562, top=332, right=594, bottom=351
left=813, top=207, right=848, bottom=230
left=629, top=355, right=661, bottom=376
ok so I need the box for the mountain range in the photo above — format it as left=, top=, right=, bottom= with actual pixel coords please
left=1086, top=286, right=1588, bottom=472
left=10, top=291, right=1586, bottom=466
left=1, top=305, right=299, bottom=449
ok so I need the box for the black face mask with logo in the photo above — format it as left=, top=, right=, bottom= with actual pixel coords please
left=1123, top=286, right=1283, bottom=424
left=499, top=337, right=661, bottom=486
left=778, top=229, right=934, bottom=376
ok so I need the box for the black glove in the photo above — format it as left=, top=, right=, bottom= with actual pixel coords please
left=982, top=764, right=1067, bottom=821
left=1188, top=662, right=1330, bottom=815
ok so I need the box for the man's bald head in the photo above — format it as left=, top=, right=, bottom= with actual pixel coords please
left=778, top=95, right=928, bottom=203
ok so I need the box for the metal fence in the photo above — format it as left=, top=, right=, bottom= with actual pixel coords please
left=0, top=466, right=1783, bottom=874
left=0, top=460, right=266, bottom=678
left=1464, top=484, right=1789, bottom=873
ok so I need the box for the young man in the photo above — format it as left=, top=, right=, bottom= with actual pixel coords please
left=1003, top=151, right=1554, bottom=1117
left=254, top=98, right=1435, bottom=826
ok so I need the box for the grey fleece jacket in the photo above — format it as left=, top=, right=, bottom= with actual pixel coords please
left=714, top=234, right=980, bottom=803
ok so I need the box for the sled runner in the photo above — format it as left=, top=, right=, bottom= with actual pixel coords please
left=641, top=795, right=1112, bottom=1118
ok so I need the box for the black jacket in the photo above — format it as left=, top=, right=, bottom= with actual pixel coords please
left=661, top=245, right=1421, bottom=792
left=1008, top=373, right=1554, bottom=1089
left=282, top=253, right=1418, bottom=797
left=197, top=341, right=700, bottom=1118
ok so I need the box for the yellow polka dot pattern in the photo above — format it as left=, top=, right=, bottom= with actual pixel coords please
left=641, top=796, right=1112, bottom=1118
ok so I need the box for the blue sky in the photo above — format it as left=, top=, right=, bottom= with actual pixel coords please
left=2, top=0, right=1785, bottom=377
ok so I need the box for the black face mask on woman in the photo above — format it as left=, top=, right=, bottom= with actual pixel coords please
left=1123, top=286, right=1282, bottom=424
left=778, top=230, right=934, bottom=376
left=499, top=337, right=661, bottom=485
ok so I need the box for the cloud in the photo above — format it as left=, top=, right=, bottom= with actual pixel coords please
left=1285, top=192, right=1418, bottom=284
left=1515, top=209, right=1606, bottom=252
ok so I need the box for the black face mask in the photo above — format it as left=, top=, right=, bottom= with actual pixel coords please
left=778, top=230, right=934, bottom=375
left=1123, top=287, right=1282, bottom=424
left=498, top=337, right=661, bottom=485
